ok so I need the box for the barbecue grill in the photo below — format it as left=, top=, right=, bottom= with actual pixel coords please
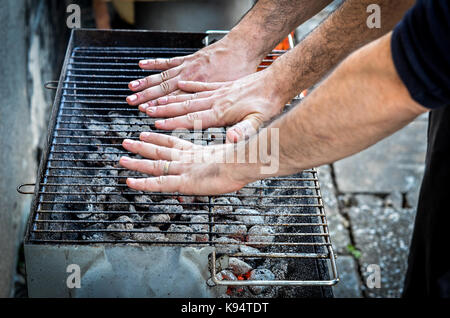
left=18, top=29, right=338, bottom=298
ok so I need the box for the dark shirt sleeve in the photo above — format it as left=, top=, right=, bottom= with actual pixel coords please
left=391, top=0, right=450, bottom=109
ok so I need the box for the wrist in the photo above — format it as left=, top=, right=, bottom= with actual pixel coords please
left=219, top=30, right=266, bottom=70
left=260, top=65, right=293, bottom=108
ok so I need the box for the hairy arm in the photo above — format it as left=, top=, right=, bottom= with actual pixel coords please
left=240, top=32, right=427, bottom=181
left=268, top=0, right=415, bottom=105
left=226, top=0, right=332, bottom=62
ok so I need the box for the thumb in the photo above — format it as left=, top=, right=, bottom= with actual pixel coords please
left=226, top=114, right=264, bottom=143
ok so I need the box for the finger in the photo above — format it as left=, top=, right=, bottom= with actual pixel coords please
left=128, top=66, right=182, bottom=91
left=146, top=97, right=213, bottom=118
left=119, top=157, right=183, bottom=176
left=226, top=115, right=263, bottom=143
left=122, top=139, right=181, bottom=161
left=178, top=80, right=225, bottom=93
left=138, top=56, right=185, bottom=70
left=155, top=109, right=220, bottom=130
left=127, top=175, right=185, bottom=193
left=139, top=132, right=194, bottom=150
left=168, top=89, right=185, bottom=96
left=127, top=77, right=179, bottom=105
left=155, top=91, right=214, bottom=105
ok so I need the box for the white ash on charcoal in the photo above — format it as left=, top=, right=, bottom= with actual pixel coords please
left=81, top=222, right=106, bottom=241
left=132, top=226, right=167, bottom=242
left=234, top=208, right=265, bottom=225
left=98, top=165, right=119, bottom=177
left=239, top=244, right=261, bottom=254
left=214, top=223, right=247, bottom=241
left=180, top=210, right=208, bottom=221
left=237, top=180, right=266, bottom=208
left=110, top=114, right=132, bottom=138
left=190, top=215, right=209, bottom=242
left=86, top=211, right=109, bottom=222
left=229, top=196, right=243, bottom=209
left=212, top=197, right=234, bottom=215
left=98, top=187, right=132, bottom=211
left=106, top=215, right=134, bottom=240
left=248, top=269, right=276, bottom=295
left=228, top=257, right=253, bottom=276
left=90, top=174, right=117, bottom=192
left=148, top=213, right=170, bottom=227
left=214, top=237, right=241, bottom=254
left=133, top=195, right=153, bottom=209
left=148, top=198, right=184, bottom=219
left=247, top=225, right=275, bottom=247
left=128, top=205, right=143, bottom=222
left=101, top=147, right=123, bottom=162
left=195, top=196, right=209, bottom=203
left=166, top=224, right=194, bottom=242
left=129, top=117, right=152, bottom=134
left=85, top=119, right=109, bottom=136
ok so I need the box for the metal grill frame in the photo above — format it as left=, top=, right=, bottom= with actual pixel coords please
left=22, top=29, right=339, bottom=292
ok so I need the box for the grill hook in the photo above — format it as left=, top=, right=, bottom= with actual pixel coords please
left=17, top=183, right=36, bottom=194
left=44, top=81, right=58, bottom=90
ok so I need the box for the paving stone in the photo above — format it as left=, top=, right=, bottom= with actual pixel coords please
left=333, top=256, right=363, bottom=298
left=317, top=165, right=351, bottom=254
left=346, top=195, right=416, bottom=298
left=334, top=119, right=427, bottom=193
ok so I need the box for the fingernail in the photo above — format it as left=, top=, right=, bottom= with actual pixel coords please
left=147, top=107, right=155, bottom=114
left=140, top=132, right=150, bottom=138
left=139, top=103, right=148, bottom=111
left=127, top=178, right=137, bottom=186
left=120, top=156, right=129, bottom=162
left=127, top=94, right=137, bottom=102
left=158, top=96, right=168, bottom=104
left=140, top=60, right=149, bottom=65
left=155, top=120, right=165, bottom=126
left=123, top=139, right=135, bottom=145
left=130, top=80, right=139, bottom=88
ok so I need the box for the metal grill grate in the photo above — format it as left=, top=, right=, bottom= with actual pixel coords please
left=23, top=30, right=338, bottom=288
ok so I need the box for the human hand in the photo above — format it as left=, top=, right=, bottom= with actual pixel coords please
left=138, top=69, right=288, bottom=143
left=119, top=132, right=257, bottom=195
left=126, top=37, right=262, bottom=107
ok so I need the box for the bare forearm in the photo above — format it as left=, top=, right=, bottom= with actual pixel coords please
left=268, top=0, right=415, bottom=104
left=224, top=0, right=332, bottom=64
left=239, top=32, right=427, bottom=181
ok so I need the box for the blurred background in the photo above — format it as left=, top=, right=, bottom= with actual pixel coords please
left=0, top=0, right=426, bottom=298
